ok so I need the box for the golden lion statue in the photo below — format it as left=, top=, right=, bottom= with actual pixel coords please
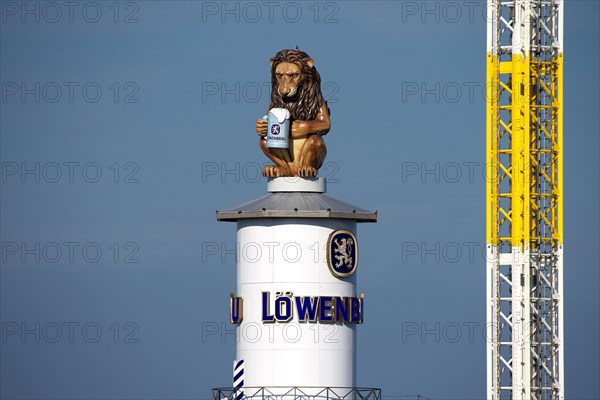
left=256, top=49, right=329, bottom=177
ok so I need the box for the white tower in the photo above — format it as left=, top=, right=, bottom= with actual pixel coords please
left=215, top=177, right=379, bottom=400
left=486, top=0, right=564, bottom=398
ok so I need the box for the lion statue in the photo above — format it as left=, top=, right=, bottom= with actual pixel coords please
left=255, top=49, right=329, bottom=177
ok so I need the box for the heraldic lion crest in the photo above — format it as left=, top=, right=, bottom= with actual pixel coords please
left=327, top=230, right=358, bottom=278
left=255, top=49, right=330, bottom=177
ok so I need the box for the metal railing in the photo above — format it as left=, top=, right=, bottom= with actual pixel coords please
left=212, top=386, right=381, bottom=400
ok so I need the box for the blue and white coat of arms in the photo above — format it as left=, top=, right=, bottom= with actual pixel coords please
left=327, top=229, right=358, bottom=278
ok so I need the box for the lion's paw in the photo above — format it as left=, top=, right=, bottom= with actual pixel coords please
left=262, top=165, right=289, bottom=177
left=298, top=166, right=318, bottom=177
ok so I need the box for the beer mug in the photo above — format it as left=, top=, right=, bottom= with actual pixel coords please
left=265, top=108, right=291, bottom=148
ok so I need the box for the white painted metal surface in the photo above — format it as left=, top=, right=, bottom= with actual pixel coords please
left=268, top=177, right=326, bottom=193
left=235, top=217, right=357, bottom=388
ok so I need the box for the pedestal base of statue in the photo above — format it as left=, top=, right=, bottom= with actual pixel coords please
left=215, top=177, right=378, bottom=399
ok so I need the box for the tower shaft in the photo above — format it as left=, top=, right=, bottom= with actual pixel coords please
left=486, top=1, right=564, bottom=399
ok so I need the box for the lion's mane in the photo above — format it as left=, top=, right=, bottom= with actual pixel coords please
left=269, top=49, right=325, bottom=121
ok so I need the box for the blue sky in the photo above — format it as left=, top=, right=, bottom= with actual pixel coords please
left=1, top=1, right=598, bottom=399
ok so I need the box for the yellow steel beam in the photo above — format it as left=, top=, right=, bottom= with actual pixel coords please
left=557, top=53, right=564, bottom=245
left=486, top=52, right=499, bottom=246
left=511, top=54, right=532, bottom=248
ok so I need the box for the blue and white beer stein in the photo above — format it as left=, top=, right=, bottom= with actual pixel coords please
left=266, top=108, right=291, bottom=148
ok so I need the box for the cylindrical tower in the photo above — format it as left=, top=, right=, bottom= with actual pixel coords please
left=215, top=177, right=378, bottom=399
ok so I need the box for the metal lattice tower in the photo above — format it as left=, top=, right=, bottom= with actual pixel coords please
left=486, top=0, right=564, bottom=399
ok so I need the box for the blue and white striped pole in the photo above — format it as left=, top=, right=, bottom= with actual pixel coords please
left=233, top=359, right=244, bottom=400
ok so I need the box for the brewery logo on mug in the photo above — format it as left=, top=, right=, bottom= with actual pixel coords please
left=266, top=108, right=290, bottom=148
left=327, top=229, right=358, bottom=278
